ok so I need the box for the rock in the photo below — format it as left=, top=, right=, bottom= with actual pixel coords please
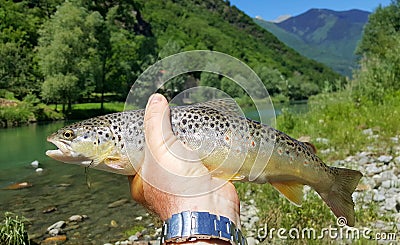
left=47, top=221, right=66, bottom=231
left=365, top=165, right=382, bottom=176
left=135, top=216, right=143, bottom=221
left=48, top=228, right=60, bottom=236
left=35, top=168, right=43, bottom=173
left=362, top=128, right=373, bottom=136
left=42, top=206, right=57, bottom=214
left=316, top=137, right=329, bottom=144
left=108, top=198, right=128, bottom=208
left=31, top=160, right=39, bottom=168
left=372, top=191, right=385, bottom=202
left=377, top=155, right=393, bottom=163
left=68, top=215, right=86, bottom=222
left=390, top=137, right=399, bottom=143
left=42, top=235, right=67, bottom=243
left=358, top=157, right=370, bottom=165
left=356, top=183, right=370, bottom=191
left=129, top=235, right=139, bottom=242
left=394, top=156, right=400, bottom=165
left=120, top=240, right=130, bottom=245
left=384, top=197, right=397, bottom=211
left=3, top=182, right=32, bottom=190
left=381, top=180, right=392, bottom=189
left=246, top=237, right=258, bottom=245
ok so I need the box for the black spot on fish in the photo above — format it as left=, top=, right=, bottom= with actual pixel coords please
left=194, top=115, right=198, bottom=119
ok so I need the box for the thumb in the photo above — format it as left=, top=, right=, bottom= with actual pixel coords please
left=144, top=93, right=175, bottom=158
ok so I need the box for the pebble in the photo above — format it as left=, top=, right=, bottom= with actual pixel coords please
left=135, top=216, right=143, bottom=221
left=68, top=214, right=87, bottom=222
left=31, top=160, right=39, bottom=168
left=108, top=198, right=128, bottom=208
left=366, top=165, right=382, bottom=177
left=35, top=168, right=43, bottom=173
left=247, top=236, right=258, bottom=245
left=372, top=191, right=385, bottom=202
left=378, top=155, right=393, bottom=163
left=42, top=235, right=67, bottom=243
left=48, top=228, right=61, bottom=236
left=384, top=197, right=397, bottom=211
left=358, top=156, right=369, bottom=165
left=394, top=156, right=400, bottom=165
left=47, top=221, right=65, bottom=231
left=3, top=182, right=32, bottom=190
left=110, top=220, right=118, bottom=227
left=129, top=235, right=139, bottom=241
left=362, top=128, right=373, bottom=135
left=42, top=206, right=57, bottom=214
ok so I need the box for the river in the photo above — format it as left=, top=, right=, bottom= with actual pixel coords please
left=0, top=102, right=307, bottom=243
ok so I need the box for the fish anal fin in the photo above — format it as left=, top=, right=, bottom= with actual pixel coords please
left=270, top=181, right=304, bottom=206
left=319, top=167, right=363, bottom=227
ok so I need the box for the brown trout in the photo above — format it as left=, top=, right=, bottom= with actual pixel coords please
left=46, top=99, right=362, bottom=226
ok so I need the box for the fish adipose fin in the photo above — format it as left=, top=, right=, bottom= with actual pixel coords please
left=319, top=167, right=363, bottom=227
left=270, top=181, right=304, bottom=206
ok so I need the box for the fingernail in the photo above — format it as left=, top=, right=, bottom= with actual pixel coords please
left=149, top=94, right=162, bottom=104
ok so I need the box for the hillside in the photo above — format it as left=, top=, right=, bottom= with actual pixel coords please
left=1, top=0, right=342, bottom=112
left=136, top=0, right=342, bottom=99
left=254, top=9, right=370, bottom=77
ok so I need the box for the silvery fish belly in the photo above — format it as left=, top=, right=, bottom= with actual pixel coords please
left=46, top=99, right=362, bottom=226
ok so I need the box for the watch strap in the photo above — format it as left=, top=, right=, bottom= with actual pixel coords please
left=160, top=211, right=247, bottom=244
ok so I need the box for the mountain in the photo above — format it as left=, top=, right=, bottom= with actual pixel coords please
left=254, top=9, right=370, bottom=77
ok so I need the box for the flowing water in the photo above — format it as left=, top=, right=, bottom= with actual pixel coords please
left=0, top=102, right=307, bottom=243
left=0, top=122, right=150, bottom=244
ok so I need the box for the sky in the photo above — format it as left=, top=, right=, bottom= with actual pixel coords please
left=229, top=0, right=393, bottom=22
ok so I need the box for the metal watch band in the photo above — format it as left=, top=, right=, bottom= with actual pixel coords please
left=160, top=211, right=247, bottom=244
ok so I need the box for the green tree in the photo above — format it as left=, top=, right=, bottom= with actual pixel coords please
left=354, top=0, right=400, bottom=102
left=37, top=1, right=100, bottom=111
left=0, top=0, right=41, bottom=98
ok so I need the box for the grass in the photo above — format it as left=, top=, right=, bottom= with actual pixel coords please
left=0, top=212, right=30, bottom=245
left=234, top=90, right=400, bottom=243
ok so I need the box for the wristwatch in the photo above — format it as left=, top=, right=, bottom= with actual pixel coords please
left=160, top=211, right=247, bottom=244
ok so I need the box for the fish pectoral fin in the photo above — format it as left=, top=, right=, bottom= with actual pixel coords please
left=270, top=181, right=304, bottom=207
left=228, top=174, right=246, bottom=181
left=104, top=156, right=124, bottom=170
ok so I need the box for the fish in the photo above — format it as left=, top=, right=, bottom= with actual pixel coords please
left=46, top=99, right=363, bottom=226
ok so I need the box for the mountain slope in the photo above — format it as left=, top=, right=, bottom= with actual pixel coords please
left=136, top=0, right=341, bottom=99
left=255, top=9, right=370, bottom=76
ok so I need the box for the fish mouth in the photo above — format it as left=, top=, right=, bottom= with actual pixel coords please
left=46, top=137, right=91, bottom=164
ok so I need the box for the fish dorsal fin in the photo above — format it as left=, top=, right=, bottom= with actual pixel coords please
left=302, top=142, right=317, bottom=154
left=298, top=136, right=317, bottom=154
left=270, top=181, right=304, bottom=206
left=193, top=99, right=243, bottom=116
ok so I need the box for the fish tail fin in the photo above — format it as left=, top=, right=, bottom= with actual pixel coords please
left=319, top=167, right=363, bottom=226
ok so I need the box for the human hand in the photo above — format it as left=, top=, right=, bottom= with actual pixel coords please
left=128, top=93, right=240, bottom=227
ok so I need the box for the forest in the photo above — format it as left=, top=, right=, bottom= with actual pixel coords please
left=0, top=0, right=343, bottom=126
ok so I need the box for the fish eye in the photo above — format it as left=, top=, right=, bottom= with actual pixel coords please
left=63, top=130, right=74, bottom=139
